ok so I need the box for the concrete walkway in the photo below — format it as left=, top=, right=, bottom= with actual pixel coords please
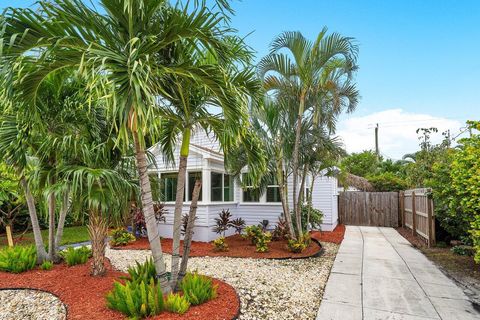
left=317, top=226, right=480, bottom=320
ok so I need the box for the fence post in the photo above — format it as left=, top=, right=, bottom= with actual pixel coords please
left=399, top=191, right=405, bottom=227
left=428, top=197, right=436, bottom=247
left=426, top=195, right=432, bottom=247
left=411, top=191, right=416, bottom=236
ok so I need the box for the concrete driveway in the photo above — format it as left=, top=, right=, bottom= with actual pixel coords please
left=316, top=226, right=479, bottom=320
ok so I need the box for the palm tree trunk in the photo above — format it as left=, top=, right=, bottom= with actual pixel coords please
left=177, top=179, right=201, bottom=289
left=276, top=157, right=294, bottom=239
left=132, top=131, right=170, bottom=293
left=5, top=224, right=14, bottom=247
left=88, top=210, right=107, bottom=276
left=292, top=94, right=305, bottom=239
left=20, top=176, right=47, bottom=263
left=171, top=128, right=191, bottom=290
left=307, top=175, right=315, bottom=229
left=47, top=190, right=56, bottom=261
left=55, top=188, right=69, bottom=252
left=297, top=164, right=309, bottom=232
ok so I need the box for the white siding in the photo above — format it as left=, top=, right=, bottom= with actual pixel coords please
left=150, top=128, right=340, bottom=241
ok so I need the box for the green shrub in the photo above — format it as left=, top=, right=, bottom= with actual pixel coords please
left=242, top=225, right=263, bottom=245
left=164, top=293, right=190, bottom=314
left=39, top=260, right=53, bottom=271
left=291, top=205, right=324, bottom=233
left=367, top=172, right=409, bottom=192
left=287, top=233, right=311, bottom=253
left=179, top=272, right=217, bottom=305
left=255, top=231, right=272, bottom=253
left=126, top=257, right=157, bottom=284
left=110, top=228, right=136, bottom=247
left=106, top=278, right=164, bottom=318
left=61, top=246, right=91, bottom=266
left=212, top=237, right=229, bottom=252
left=451, top=245, right=475, bottom=256
left=0, top=245, right=36, bottom=273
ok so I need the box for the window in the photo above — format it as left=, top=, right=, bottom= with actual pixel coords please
left=160, top=173, right=180, bottom=202
left=211, top=172, right=223, bottom=201
left=224, top=174, right=234, bottom=201
left=211, top=172, right=234, bottom=202
left=188, top=172, right=202, bottom=201
left=242, top=173, right=260, bottom=202
left=266, top=177, right=281, bottom=202
left=149, top=173, right=161, bottom=202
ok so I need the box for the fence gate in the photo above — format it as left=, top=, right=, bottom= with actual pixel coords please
left=401, top=188, right=436, bottom=247
left=338, top=192, right=399, bottom=227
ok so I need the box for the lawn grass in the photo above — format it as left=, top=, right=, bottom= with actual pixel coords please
left=0, top=225, right=90, bottom=248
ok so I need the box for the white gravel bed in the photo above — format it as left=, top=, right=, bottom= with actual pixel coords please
left=0, top=289, right=67, bottom=320
left=106, top=242, right=338, bottom=320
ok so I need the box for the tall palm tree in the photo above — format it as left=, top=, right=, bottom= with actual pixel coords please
left=1, top=0, right=239, bottom=291
left=258, top=28, right=358, bottom=238
left=250, top=98, right=295, bottom=237
left=158, top=39, right=260, bottom=287
left=0, top=113, right=48, bottom=262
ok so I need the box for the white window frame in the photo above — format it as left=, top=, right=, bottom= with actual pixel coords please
left=266, top=178, right=281, bottom=203
left=210, top=171, right=235, bottom=202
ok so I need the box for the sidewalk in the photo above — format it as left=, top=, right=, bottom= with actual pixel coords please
left=316, top=226, right=479, bottom=320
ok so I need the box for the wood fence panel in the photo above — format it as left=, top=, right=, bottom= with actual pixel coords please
left=338, top=192, right=399, bottom=227
left=403, top=188, right=436, bottom=247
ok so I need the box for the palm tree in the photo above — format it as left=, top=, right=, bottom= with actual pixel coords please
left=158, top=40, right=260, bottom=287
left=1, top=0, right=240, bottom=291
left=61, top=162, right=135, bottom=276
left=258, top=28, right=358, bottom=238
left=250, top=98, right=295, bottom=237
left=0, top=113, right=48, bottom=262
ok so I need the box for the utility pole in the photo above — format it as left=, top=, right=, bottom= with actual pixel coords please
left=375, top=123, right=379, bottom=159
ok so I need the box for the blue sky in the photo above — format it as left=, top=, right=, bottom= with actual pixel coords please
left=1, top=0, right=478, bottom=158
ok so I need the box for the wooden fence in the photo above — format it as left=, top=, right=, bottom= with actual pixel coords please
left=338, top=192, right=399, bottom=227
left=401, top=188, right=436, bottom=247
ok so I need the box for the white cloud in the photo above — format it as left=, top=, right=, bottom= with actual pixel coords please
left=336, top=109, right=462, bottom=159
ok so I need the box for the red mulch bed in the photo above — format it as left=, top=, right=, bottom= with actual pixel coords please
left=114, top=225, right=347, bottom=258
left=311, top=224, right=345, bottom=244
left=0, top=260, right=239, bottom=320
left=115, top=234, right=322, bottom=259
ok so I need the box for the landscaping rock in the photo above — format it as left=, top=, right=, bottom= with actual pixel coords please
left=0, top=289, right=67, bottom=320
left=106, top=242, right=339, bottom=320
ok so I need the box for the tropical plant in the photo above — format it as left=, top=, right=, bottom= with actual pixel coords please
left=272, top=217, right=290, bottom=241
left=287, top=233, right=311, bottom=253
left=126, top=258, right=158, bottom=284
left=212, top=237, right=229, bottom=252
left=0, top=245, right=36, bottom=273
left=158, top=34, right=262, bottom=289
left=212, top=209, right=232, bottom=237
left=179, top=272, right=218, bottom=305
left=106, top=279, right=164, bottom=319
left=110, top=228, right=137, bottom=247
left=229, top=217, right=246, bottom=235
left=39, top=260, right=54, bottom=271
left=60, top=246, right=91, bottom=267
left=242, top=225, right=263, bottom=245
left=258, top=29, right=359, bottom=239
left=164, top=293, right=190, bottom=315
left=255, top=231, right=272, bottom=253
left=1, top=0, right=245, bottom=291
left=0, top=163, right=24, bottom=247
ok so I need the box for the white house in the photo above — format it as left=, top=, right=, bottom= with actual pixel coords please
left=148, top=130, right=339, bottom=242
